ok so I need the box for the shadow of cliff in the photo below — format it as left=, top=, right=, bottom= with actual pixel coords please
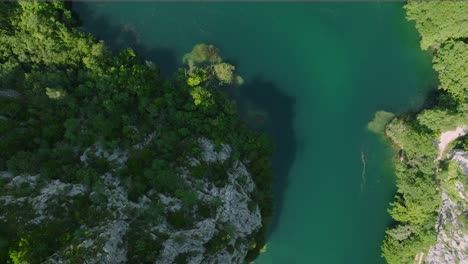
left=239, top=77, right=297, bottom=237
left=70, top=2, right=178, bottom=76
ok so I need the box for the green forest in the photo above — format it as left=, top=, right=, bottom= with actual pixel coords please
left=382, top=1, right=468, bottom=263
left=0, top=2, right=273, bottom=263
left=2, top=1, right=468, bottom=263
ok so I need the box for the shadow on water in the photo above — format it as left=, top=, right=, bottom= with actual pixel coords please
left=71, top=2, right=298, bottom=239
left=71, top=2, right=179, bottom=76
left=240, top=77, right=297, bottom=237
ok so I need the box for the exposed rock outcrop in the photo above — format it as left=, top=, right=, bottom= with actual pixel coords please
left=426, top=150, right=468, bottom=264
left=156, top=138, right=261, bottom=264
left=0, top=139, right=262, bottom=263
left=452, top=150, right=468, bottom=176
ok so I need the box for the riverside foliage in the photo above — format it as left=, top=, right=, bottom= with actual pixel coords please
left=381, top=1, right=468, bottom=263
left=0, top=2, right=273, bottom=263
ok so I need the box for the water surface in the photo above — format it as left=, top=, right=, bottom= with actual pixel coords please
left=74, top=3, right=436, bottom=263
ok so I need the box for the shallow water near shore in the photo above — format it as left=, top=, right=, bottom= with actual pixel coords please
left=74, top=2, right=436, bottom=263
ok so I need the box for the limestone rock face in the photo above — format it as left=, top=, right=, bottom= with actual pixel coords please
left=0, top=139, right=262, bottom=264
left=155, top=138, right=262, bottom=264
left=426, top=192, right=468, bottom=264
left=0, top=172, right=88, bottom=225
left=452, top=150, right=468, bottom=175
left=426, top=150, right=468, bottom=264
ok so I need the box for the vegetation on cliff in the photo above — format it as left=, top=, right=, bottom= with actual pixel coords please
left=382, top=1, right=468, bottom=263
left=0, top=2, right=273, bottom=263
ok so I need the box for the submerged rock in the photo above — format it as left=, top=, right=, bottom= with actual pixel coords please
left=367, top=110, right=395, bottom=134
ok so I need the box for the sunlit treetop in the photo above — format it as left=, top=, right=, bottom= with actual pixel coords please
left=405, top=1, right=468, bottom=50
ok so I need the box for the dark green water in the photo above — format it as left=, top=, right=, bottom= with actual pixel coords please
left=74, top=3, right=435, bottom=263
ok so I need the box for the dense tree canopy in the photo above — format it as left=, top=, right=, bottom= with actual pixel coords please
left=405, top=1, right=468, bottom=50
left=0, top=2, right=273, bottom=263
left=433, top=40, right=468, bottom=102
left=382, top=1, right=468, bottom=263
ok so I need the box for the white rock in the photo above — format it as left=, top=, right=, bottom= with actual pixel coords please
left=3, top=139, right=263, bottom=264
left=80, top=144, right=128, bottom=167
left=101, top=220, right=129, bottom=264
left=199, top=138, right=232, bottom=163
left=427, top=150, right=468, bottom=264
left=451, top=150, right=468, bottom=175
left=158, top=219, right=217, bottom=264
left=5, top=174, right=39, bottom=188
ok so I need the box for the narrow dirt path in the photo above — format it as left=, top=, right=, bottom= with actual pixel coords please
left=436, top=126, right=467, bottom=161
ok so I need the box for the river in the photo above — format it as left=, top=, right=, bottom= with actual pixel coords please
left=74, top=2, right=436, bottom=263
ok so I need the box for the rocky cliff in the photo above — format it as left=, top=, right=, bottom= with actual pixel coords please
left=0, top=3, right=273, bottom=262
left=426, top=150, right=468, bottom=264
left=0, top=139, right=262, bottom=263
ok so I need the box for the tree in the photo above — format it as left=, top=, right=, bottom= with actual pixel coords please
left=0, top=2, right=273, bottom=263
left=433, top=40, right=468, bottom=101
left=190, top=86, right=214, bottom=107
left=417, top=108, right=467, bottom=133
left=182, top=43, right=221, bottom=66
left=405, top=1, right=468, bottom=50
left=45, top=87, right=66, bottom=100
left=382, top=3, right=468, bottom=263
left=214, top=62, right=235, bottom=85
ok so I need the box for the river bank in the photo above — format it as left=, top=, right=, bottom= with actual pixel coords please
left=74, top=2, right=436, bottom=263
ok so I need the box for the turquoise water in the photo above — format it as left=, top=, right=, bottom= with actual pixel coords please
left=74, top=3, right=436, bottom=263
